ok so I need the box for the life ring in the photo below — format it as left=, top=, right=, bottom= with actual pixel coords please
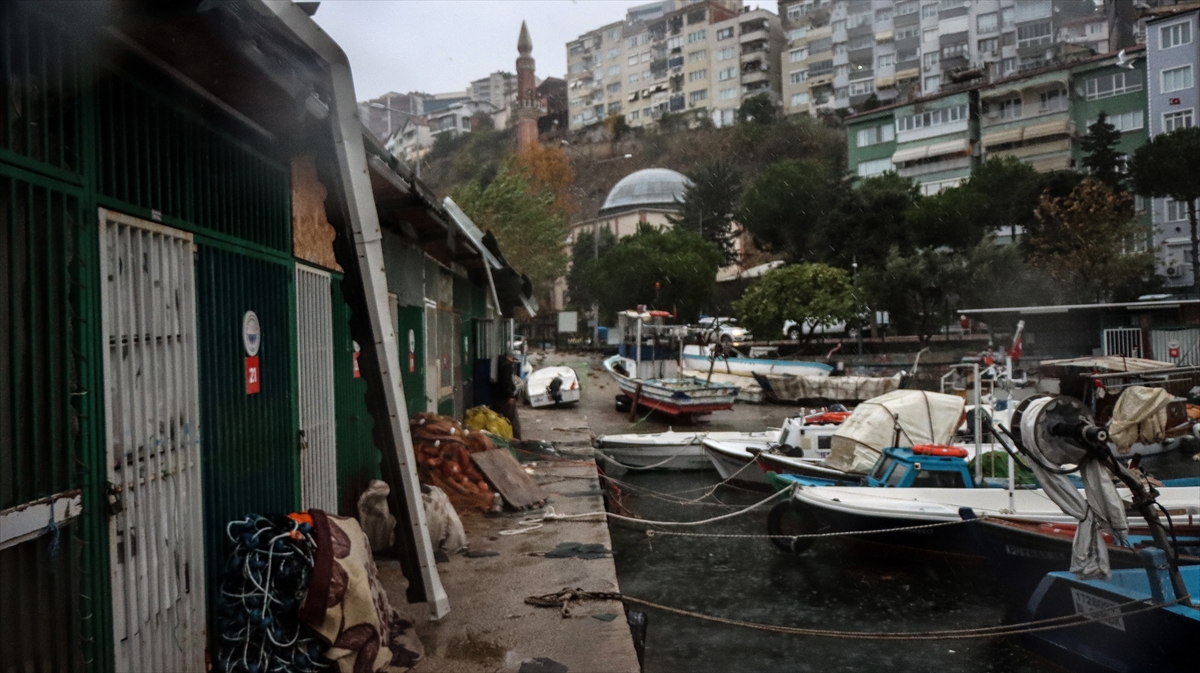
left=911, top=444, right=968, bottom=458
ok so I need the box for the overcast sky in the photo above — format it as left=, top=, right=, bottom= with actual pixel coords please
left=312, top=0, right=655, bottom=101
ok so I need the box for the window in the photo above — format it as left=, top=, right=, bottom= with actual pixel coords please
left=720, top=47, right=736, bottom=60
left=791, top=91, right=810, bottom=106
left=923, top=27, right=938, bottom=42
left=667, top=36, right=683, bottom=50
left=885, top=463, right=909, bottom=487
left=1014, top=0, right=1051, bottom=22
left=627, top=36, right=639, bottom=49
left=848, top=34, right=875, bottom=50
left=849, top=12, right=872, bottom=28
left=1162, top=65, right=1193, bottom=94
left=717, top=27, right=734, bottom=40
left=1001, top=7, right=1015, bottom=29
left=857, top=157, right=895, bottom=177
left=789, top=70, right=807, bottom=84
left=876, top=8, right=893, bottom=22
left=912, top=469, right=965, bottom=489
left=688, top=49, right=708, bottom=63
left=720, top=87, right=738, bottom=100
left=1088, top=21, right=1104, bottom=36
left=786, top=28, right=808, bottom=41
left=897, top=1, right=918, bottom=16
left=607, top=65, right=620, bottom=76
left=1085, top=71, right=1143, bottom=100
left=569, top=61, right=587, bottom=74
left=688, top=69, right=707, bottom=82
left=689, top=89, right=707, bottom=103
left=809, top=38, right=832, bottom=54
left=942, top=42, right=968, bottom=59
left=1088, top=110, right=1143, bottom=133
left=1017, top=21, right=1052, bottom=48
left=607, top=28, right=620, bottom=41
left=687, top=9, right=706, bottom=25
left=1161, top=21, right=1192, bottom=49
left=607, top=82, right=621, bottom=93
left=924, top=75, right=941, bottom=91
left=832, top=19, right=847, bottom=33
left=835, top=44, right=847, bottom=57
left=607, top=101, right=621, bottom=113
left=629, top=109, right=640, bottom=120
left=836, top=87, right=848, bottom=100
left=978, top=37, right=999, bottom=53
left=1038, top=88, right=1066, bottom=113
left=895, top=104, right=968, bottom=131
left=629, top=73, right=639, bottom=83
left=896, top=25, right=920, bottom=40
left=719, top=67, right=736, bottom=81
left=878, top=53, right=895, bottom=68
left=1001, top=57, right=1017, bottom=75
left=786, top=2, right=809, bottom=20
left=1166, top=198, right=1190, bottom=222
left=871, top=457, right=895, bottom=482
left=790, top=48, right=808, bottom=62
left=849, top=80, right=875, bottom=96
left=629, top=54, right=640, bottom=66
left=897, top=48, right=919, bottom=62
left=923, top=52, right=939, bottom=69
left=856, top=123, right=894, bottom=147
left=985, top=97, right=1022, bottom=119
left=1164, top=109, right=1195, bottom=132
left=607, top=47, right=620, bottom=59
left=977, top=11, right=998, bottom=33
left=835, top=65, right=849, bottom=79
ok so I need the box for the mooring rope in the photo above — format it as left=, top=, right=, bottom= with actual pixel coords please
left=503, top=488, right=792, bottom=530
left=593, top=447, right=693, bottom=470
left=645, top=516, right=982, bottom=540
left=616, top=594, right=1186, bottom=641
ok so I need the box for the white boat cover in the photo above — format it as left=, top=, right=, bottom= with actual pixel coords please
left=823, top=390, right=965, bottom=474
left=1108, top=385, right=1175, bottom=454
left=759, top=372, right=903, bottom=402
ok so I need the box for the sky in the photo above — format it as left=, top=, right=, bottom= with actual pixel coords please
left=312, top=0, right=655, bottom=101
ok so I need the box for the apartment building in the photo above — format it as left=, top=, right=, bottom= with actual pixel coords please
left=1145, top=5, right=1199, bottom=289
left=779, top=0, right=1102, bottom=117
left=566, top=1, right=782, bottom=130
left=469, top=71, right=517, bottom=111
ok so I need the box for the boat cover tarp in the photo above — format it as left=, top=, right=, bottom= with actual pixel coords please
left=1019, top=397, right=1129, bottom=580
left=1108, top=385, right=1175, bottom=454
left=1039, top=356, right=1175, bottom=372
left=756, top=372, right=902, bottom=402
left=823, top=390, right=965, bottom=473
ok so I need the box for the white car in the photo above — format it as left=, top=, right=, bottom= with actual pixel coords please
left=783, top=320, right=847, bottom=340
left=698, top=317, right=752, bottom=344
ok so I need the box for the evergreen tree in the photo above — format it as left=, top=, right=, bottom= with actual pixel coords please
left=669, top=159, right=743, bottom=264
left=565, top=227, right=617, bottom=308
left=1080, top=112, right=1126, bottom=192
left=1130, top=127, right=1200, bottom=296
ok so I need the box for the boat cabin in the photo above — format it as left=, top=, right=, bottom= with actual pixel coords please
left=865, top=447, right=975, bottom=489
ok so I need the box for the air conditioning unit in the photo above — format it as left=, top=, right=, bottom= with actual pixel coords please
left=1165, top=265, right=1184, bottom=278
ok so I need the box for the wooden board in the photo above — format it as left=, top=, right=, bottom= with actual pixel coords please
left=471, top=449, right=548, bottom=509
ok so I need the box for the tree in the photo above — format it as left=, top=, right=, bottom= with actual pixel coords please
left=815, top=172, right=921, bottom=269
left=1130, top=126, right=1200, bottom=297
left=669, top=159, right=744, bottom=263
left=452, top=159, right=570, bottom=299
left=738, top=159, right=839, bottom=262
left=733, top=263, right=858, bottom=342
left=565, top=227, right=617, bottom=308
left=737, top=94, right=777, bottom=125
left=513, top=143, right=575, bottom=216
left=1080, top=112, right=1125, bottom=192
left=584, top=225, right=723, bottom=322
left=860, top=247, right=970, bottom=345
left=907, top=157, right=1045, bottom=248
left=1027, top=177, right=1156, bottom=302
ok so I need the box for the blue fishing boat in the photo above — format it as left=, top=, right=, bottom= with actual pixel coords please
left=1017, top=548, right=1199, bottom=673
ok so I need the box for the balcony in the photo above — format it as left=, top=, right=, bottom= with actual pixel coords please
left=741, top=39, right=770, bottom=56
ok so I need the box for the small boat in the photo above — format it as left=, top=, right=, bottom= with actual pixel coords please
left=1018, top=553, right=1198, bottom=673
left=965, top=513, right=1200, bottom=609
left=603, top=355, right=739, bottom=420
left=770, top=483, right=1200, bottom=556
left=702, top=414, right=844, bottom=487
left=700, top=437, right=779, bottom=488
left=525, top=366, right=581, bottom=408
left=595, top=428, right=782, bottom=471
left=682, top=344, right=833, bottom=378
left=753, top=371, right=903, bottom=403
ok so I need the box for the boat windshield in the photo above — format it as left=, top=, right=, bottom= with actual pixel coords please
left=885, top=463, right=909, bottom=487
left=871, top=457, right=894, bottom=481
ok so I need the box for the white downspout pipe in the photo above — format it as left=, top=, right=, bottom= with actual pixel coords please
left=260, top=0, right=448, bottom=619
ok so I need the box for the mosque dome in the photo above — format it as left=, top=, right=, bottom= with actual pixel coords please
left=599, top=168, right=691, bottom=215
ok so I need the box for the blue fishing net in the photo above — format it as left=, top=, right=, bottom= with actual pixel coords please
left=215, top=514, right=327, bottom=673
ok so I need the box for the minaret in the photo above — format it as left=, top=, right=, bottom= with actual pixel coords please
left=516, top=21, right=539, bottom=152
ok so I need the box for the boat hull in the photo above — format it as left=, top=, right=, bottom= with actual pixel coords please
left=594, top=444, right=712, bottom=471
left=701, top=440, right=774, bottom=488
left=604, top=356, right=739, bottom=417
left=681, top=351, right=832, bottom=378
left=1019, top=565, right=1199, bottom=673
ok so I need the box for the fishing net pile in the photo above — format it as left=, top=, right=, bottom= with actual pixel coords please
left=411, top=412, right=497, bottom=510
left=215, top=514, right=326, bottom=673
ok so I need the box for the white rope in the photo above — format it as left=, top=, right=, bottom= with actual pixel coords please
left=645, top=516, right=981, bottom=540
left=593, top=446, right=698, bottom=470
left=522, top=487, right=792, bottom=527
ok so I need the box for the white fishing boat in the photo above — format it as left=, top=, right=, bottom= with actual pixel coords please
left=595, top=428, right=782, bottom=471
left=603, top=355, right=739, bottom=420
left=525, top=365, right=581, bottom=408
left=702, top=414, right=842, bottom=487
left=682, top=345, right=833, bottom=378
left=701, top=437, right=778, bottom=487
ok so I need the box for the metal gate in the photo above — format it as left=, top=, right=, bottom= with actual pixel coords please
left=295, top=265, right=338, bottom=512
left=99, top=209, right=206, bottom=672
left=1102, top=327, right=1143, bottom=358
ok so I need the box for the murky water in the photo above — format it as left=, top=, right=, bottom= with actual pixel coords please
left=605, top=450, right=1199, bottom=673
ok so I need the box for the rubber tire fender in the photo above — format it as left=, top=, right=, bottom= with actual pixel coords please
left=767, top=501, right=819, bottom=554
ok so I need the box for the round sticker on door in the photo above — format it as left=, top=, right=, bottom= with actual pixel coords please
left=242, top=311, right=261, bottom=356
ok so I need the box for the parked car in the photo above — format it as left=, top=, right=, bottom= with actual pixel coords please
left=698, top=316, right=753, bottom=344
left=783, top=320, right=847, bottom=340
